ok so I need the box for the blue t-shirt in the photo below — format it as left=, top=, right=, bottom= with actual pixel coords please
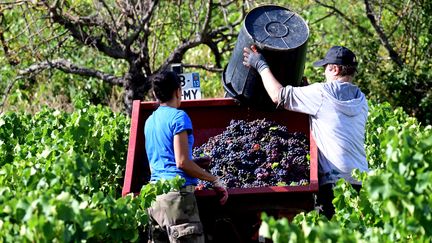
left=144, top=105, right=197, bottom=186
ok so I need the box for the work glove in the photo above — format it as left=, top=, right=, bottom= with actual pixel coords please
left=212, top=178, right=228, bottom=205
left=194, top=156, right=211, bottom=170
left=243, top=45, right=269, bottom=73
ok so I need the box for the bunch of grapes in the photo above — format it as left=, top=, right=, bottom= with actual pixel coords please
left=193, top=119, right=310, bottom=189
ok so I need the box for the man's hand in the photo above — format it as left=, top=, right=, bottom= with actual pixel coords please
left=243, top=45, right=269, bottom=73
left=194, top=156, right=211, bottom=170
left=212, top=178, right=228, bottom=205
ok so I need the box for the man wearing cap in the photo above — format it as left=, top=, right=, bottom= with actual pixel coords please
left=243, top=45, right=369, bottom=219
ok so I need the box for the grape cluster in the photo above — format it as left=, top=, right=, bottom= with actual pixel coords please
left=193, top=119, right=310, bottom=189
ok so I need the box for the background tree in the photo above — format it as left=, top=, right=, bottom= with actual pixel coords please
left=0, top=0, right=250, bottom=114
left=0, top=0, right=430, bottom=124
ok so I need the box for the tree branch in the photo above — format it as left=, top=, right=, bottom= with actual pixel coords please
left=204, top=40, right=222, bottom=68
left=159, top=37, right=203, bottom=72
left=310, top=11, right=335, bottom=25
left=0, top=76, right=19, bottom=114
left=124, top=0, right=158, bottom=48
left=42, top=0, right=126, bottom=59
left=97, top=0, right=118, bottom=33
left=314, top=0, right=372, bottom=37
left=364, top=0, right=404, bottom=67
left=158, top=0, right=245, bottom=73
left=201, top=0, right=213, bottom=34
left=208, top=5, right=245, bottom=39
left=0, top=0, right=26, bottom=5
left=0, top=16, right=19, bottom=65
left=19, top=59, right=124, bottom=86
left=183, top=63, right=223, bottom=72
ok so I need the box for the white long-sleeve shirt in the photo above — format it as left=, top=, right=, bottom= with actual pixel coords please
left=278, top=80, right=369, bottom=185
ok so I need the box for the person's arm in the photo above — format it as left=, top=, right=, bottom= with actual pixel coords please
left=174, top=131, right=216, bottom=182
left=193, top=156, right=211, bottom=170
left=243, top=45, right=322, bottom=115
left=174, top=131, right=228, bottom=205
left=243, top=46, right=283, bottom=104
left=259, top=68, right=283, bottom=104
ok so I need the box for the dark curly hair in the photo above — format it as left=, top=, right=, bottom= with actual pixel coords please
left=336, top=64, right=357, bottom=76
left=150, top=71, right=181, bottom=102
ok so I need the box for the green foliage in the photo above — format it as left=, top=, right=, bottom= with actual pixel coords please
left=2, top=0, right=431, bottom=124
left=0, top=105, right=184, bottom=241
left=260, top=101, right=432, bottom=242
left=1, top=94, right=431, bottom=241
left=373, top=66, right=432, bottom=124
left=365, top=101, right=419, bottom=169
left=0, top=105, right=129, bottom=195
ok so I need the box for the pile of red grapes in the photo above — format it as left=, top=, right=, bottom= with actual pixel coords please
left=193, top=119, right=310, bottom=189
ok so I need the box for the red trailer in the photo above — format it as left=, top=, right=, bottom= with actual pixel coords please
left=122, top=98, right=318, bottom=242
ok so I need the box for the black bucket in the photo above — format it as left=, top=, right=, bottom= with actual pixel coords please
left=223, top=5, right=309, bottom=110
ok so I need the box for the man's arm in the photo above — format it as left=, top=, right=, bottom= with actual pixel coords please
left=243, top=45, right=322, bottom=115
left=243, top=46, right=283, bottom=104
left=259, top=68, right=283, bottom=104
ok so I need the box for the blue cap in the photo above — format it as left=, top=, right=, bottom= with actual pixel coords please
left=313, top=46, right=358, bottom=67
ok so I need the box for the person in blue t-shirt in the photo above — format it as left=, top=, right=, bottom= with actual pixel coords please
left=144, top=71, right=228, bottom=243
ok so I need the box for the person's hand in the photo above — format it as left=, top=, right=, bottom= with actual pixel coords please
left=194, top=156, right=211, bottom=170
left=212, top=178, right=228, bottom=205
left=243, top=45, right=269, bottom=73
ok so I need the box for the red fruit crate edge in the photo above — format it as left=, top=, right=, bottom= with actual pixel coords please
left=122, top=98, right=318, bottom=197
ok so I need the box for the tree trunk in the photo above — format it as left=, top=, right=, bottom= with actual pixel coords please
left=123, top=70, right=150, bottom=115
